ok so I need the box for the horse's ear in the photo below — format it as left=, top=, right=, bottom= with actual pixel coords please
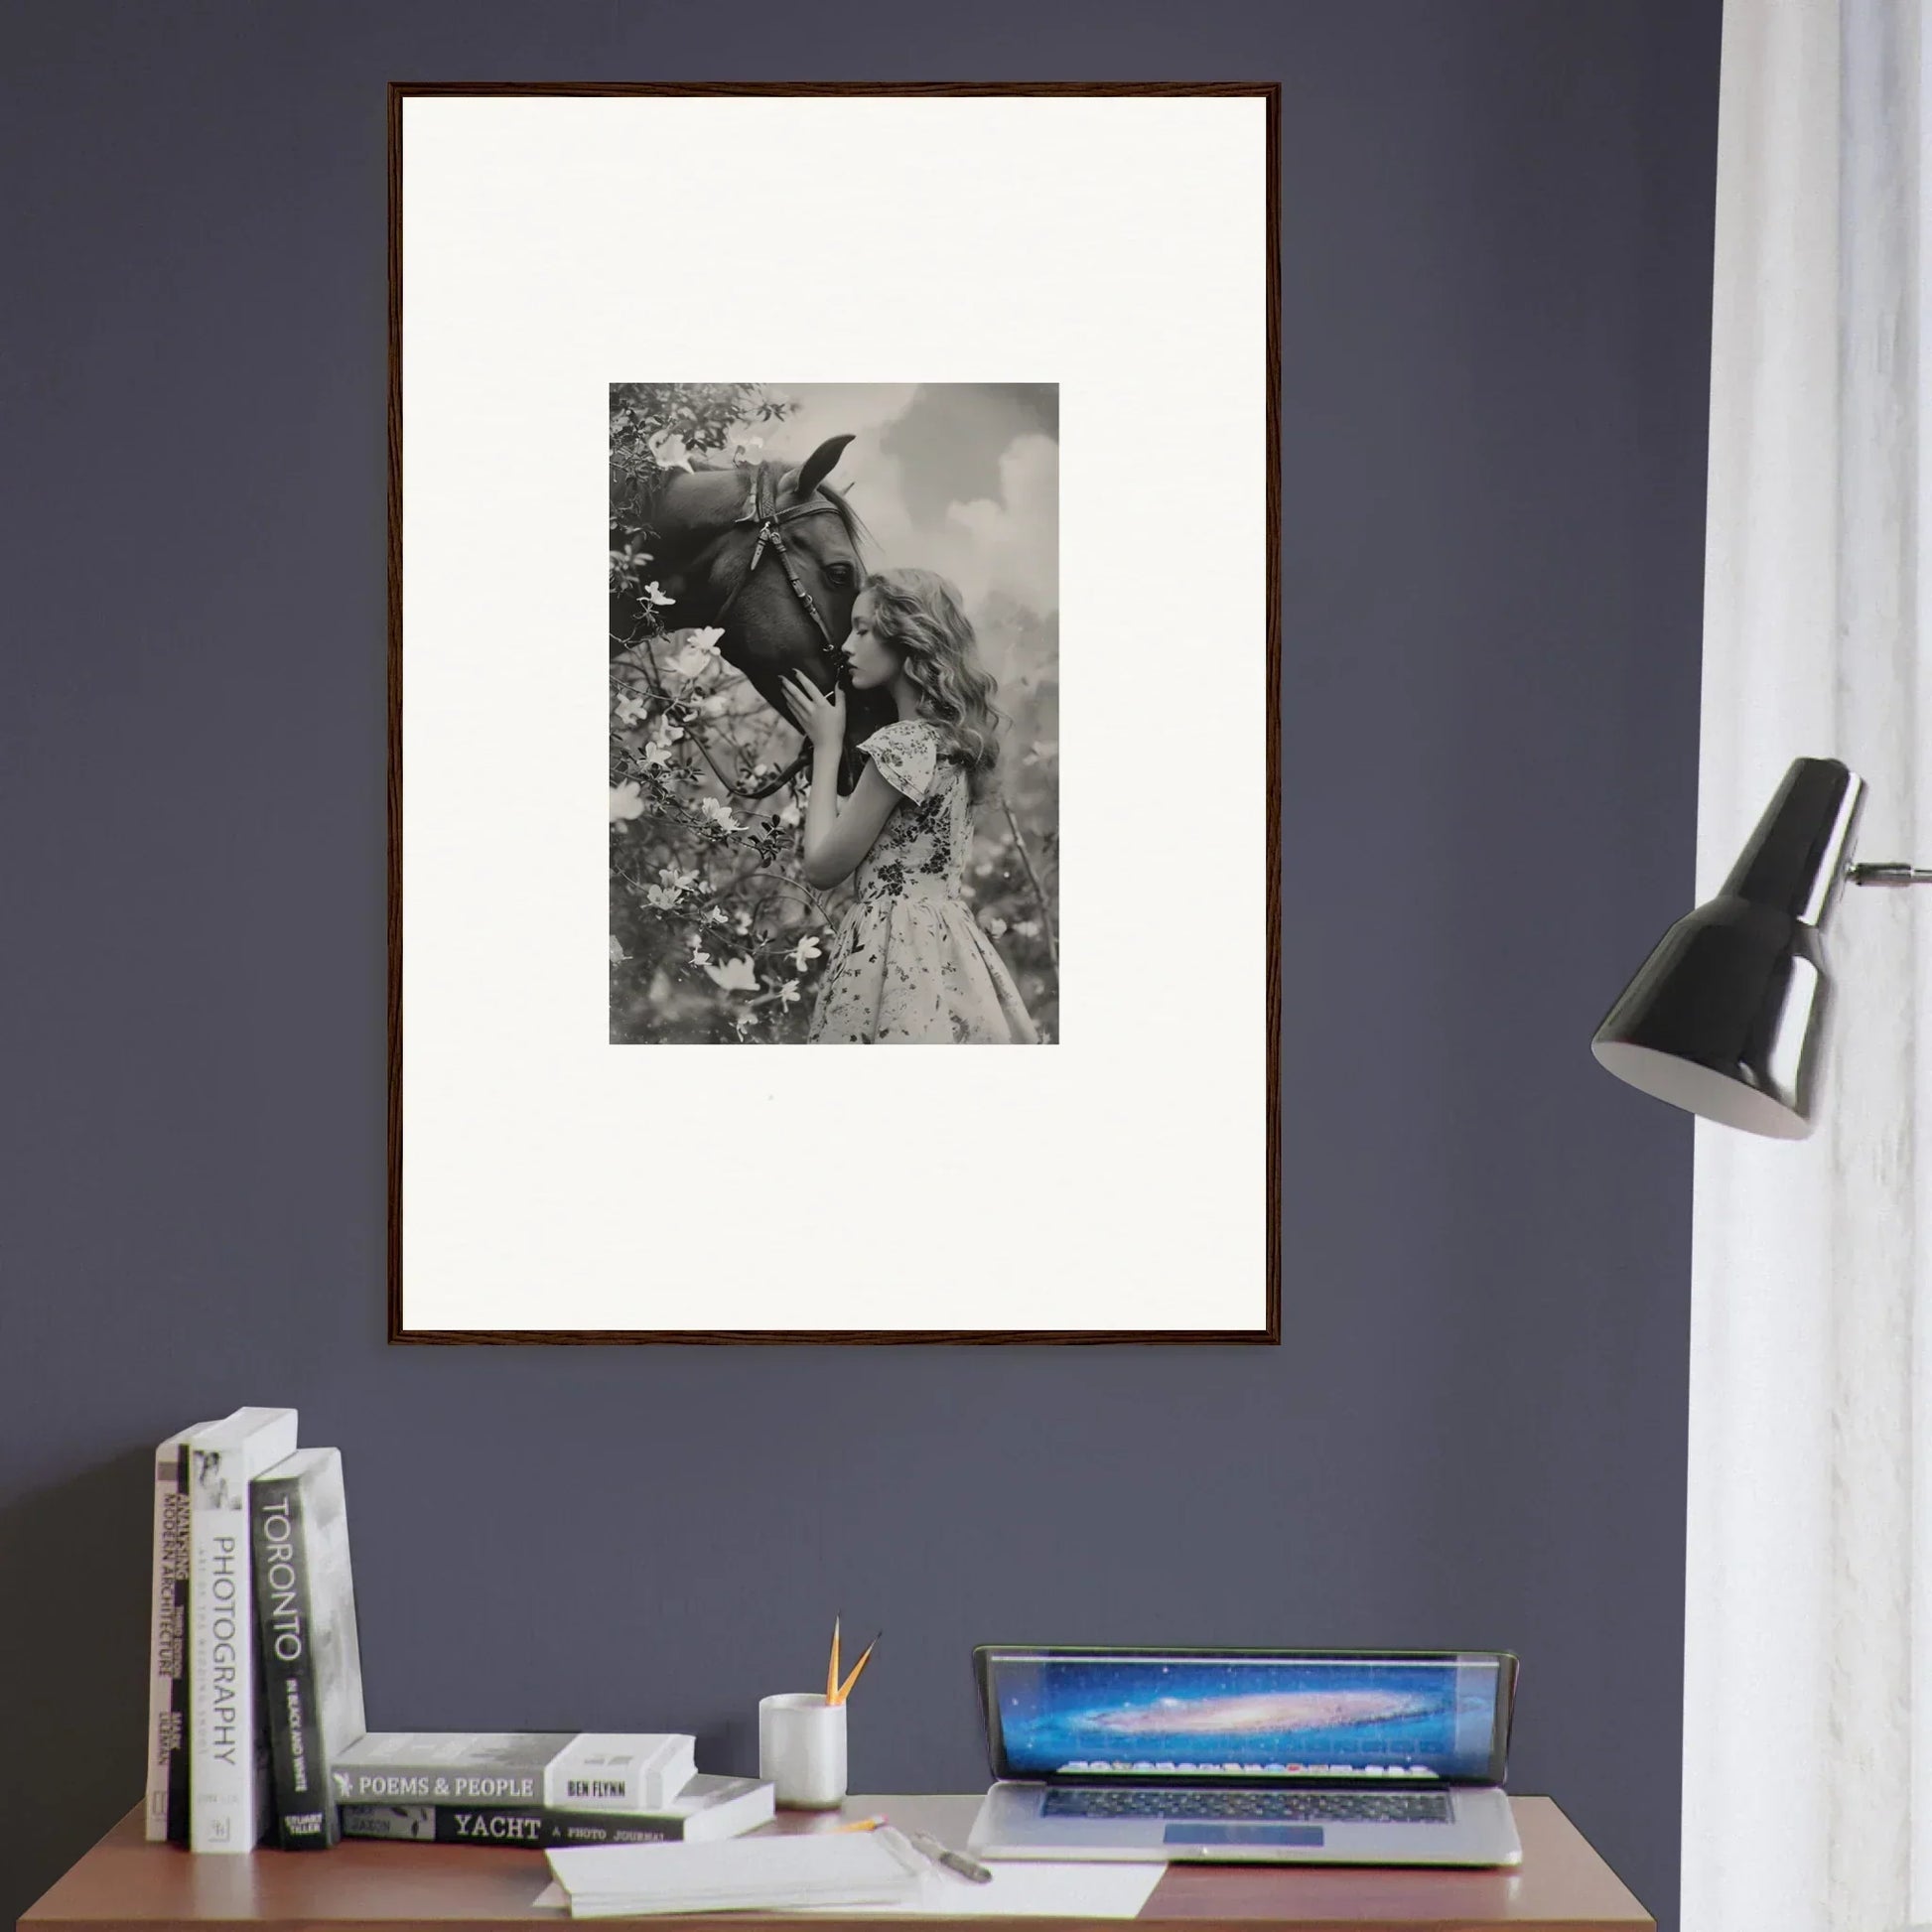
left=793, top=433, right=854, bottom=502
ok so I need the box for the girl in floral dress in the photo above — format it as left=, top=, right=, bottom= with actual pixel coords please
left=781, top=568, right=1038, bottom=1044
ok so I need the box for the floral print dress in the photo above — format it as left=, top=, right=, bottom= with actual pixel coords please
left=808, top=721, right=1039, bottom=1044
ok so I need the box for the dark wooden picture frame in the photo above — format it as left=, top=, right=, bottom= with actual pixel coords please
left=387, top=80, right=1281, bottom=1345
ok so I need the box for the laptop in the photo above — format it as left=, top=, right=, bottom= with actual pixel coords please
left=967, top=1645, right=1522, bottom=1867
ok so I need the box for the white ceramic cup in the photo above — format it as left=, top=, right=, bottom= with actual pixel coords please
left=759, top=1692, right=848, bottom=1809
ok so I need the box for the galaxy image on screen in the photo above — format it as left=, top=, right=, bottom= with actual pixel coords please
left=993, top=1655, right=1502, bottom=1781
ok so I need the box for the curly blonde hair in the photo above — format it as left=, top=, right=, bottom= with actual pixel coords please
left=861, top=568, right=1002, bottom=803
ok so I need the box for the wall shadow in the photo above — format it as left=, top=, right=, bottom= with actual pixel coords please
left=0, top=1449, right=153, bottom=1922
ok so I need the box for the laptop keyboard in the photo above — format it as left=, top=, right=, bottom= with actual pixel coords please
left=1042, top=1786, right=1453, bottom=1826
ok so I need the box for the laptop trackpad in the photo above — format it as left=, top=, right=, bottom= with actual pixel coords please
left=1165, top=1825, right=1324, bottom=1848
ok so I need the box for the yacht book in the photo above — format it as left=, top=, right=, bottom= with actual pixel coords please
left=340, top=1773, right=774, bottom=1849
left=330, top=1732, right=697, bottom=1812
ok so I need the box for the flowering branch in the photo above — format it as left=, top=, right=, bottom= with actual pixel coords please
left=999, top=795, right=1058, bottom=984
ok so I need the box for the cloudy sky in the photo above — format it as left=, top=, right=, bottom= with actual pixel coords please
left=753, top=383, right=1058, bottom=627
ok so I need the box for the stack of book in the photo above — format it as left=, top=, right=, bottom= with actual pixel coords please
left=333, top=1738, right=772, bottom=1848
left=144, top=1407, right=772, bottom=1854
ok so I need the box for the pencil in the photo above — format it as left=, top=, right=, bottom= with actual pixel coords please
left=827, top=1615, right=842, bottom=1704
left=834, top=1633, right=879, bottom=1705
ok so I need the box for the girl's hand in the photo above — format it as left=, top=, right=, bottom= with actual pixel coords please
left=782, top=670, right=846, bottom=753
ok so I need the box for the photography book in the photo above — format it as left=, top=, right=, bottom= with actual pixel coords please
left=341, top=1773, right=774, bottom=1850
left=330, top=1731, right=697, bottom=1812
left=252, top=1448, right=368, bottom=1849
left=188, top=1406, right=299, bottom=1853
left=144, top=1421, right=212, bottom=1843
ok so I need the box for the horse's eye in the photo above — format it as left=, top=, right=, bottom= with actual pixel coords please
left=824, top=561, right=855, bottom=587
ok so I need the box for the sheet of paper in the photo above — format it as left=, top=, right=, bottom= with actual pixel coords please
left=802, top=1861, right=1168, bottom=1917
left=542, top=1830, right=934, bottom=1917
left=535, top=1860, right=1169, bottom=1918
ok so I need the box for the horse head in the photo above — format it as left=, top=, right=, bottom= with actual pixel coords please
left=616, top=433, right=896, bottom=790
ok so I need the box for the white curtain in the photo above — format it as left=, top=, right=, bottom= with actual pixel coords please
left=1687, top=4, right=1932, bottom=1931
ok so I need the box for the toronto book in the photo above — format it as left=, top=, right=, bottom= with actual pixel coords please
left=252, top=1447, right=368, bottom=1848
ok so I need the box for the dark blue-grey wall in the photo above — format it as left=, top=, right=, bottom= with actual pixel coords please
left=0, top=4, right=1718, bottom=1927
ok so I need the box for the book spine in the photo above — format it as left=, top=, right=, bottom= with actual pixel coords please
left=167, top=1444, right=197, bottom=1844
left=332, top=1764, right=546, bottom=1805
left=545, top=1739, right=695, bottom=1812
left=341, top=1803, right=692, bottom=1848
left=546, top=1766, right=648, bottom=1810
left=252, top=1472, right=335, bottom=1848
left=144, top=1444, right=192, bottom=1841
left=189, top=1443, right=258, bottom=1851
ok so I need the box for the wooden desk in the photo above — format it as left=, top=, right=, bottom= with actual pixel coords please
left=19, top=1796, right=1653, bottom=1932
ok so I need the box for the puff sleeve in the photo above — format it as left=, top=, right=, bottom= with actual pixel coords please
left=860, top=721, right=939, bottom=802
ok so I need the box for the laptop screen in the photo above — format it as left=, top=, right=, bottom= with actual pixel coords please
left=977, top=1647, right=1515, bottom=1786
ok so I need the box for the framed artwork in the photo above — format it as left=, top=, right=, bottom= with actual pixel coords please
left=388, top=82, right=1279, bottom=1343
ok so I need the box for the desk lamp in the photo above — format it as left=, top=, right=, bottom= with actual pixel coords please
left=1590, top=755, right=1931, bottom=1138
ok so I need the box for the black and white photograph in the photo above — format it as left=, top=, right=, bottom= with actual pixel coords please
left=609, top=383, right=1059, bottom=1045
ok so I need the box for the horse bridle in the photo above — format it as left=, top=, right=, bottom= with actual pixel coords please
left=713, top=462, right=850, bottom=672
left=701, top=461, right=854, bottom=799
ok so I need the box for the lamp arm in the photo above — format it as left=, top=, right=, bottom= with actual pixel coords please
left=1849, top=863, right=1932, bottom=887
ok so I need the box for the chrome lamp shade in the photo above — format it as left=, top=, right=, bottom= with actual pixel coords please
left=1590, top=758, right=1865, bottom=1140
